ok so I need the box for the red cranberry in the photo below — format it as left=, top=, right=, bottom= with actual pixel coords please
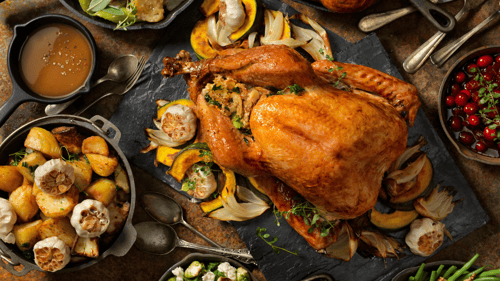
left=476, top=141, right=488, bottom=152
left=483, top=72, right=494, bottom=82
left=459, top=131, right=475, bottom=145
left=449, top=116, right=463, bottom=131
left=485, top=139, right=496, bottom=147
left=467, top=63, right=479, bottom=74
left=455, top=92, right=469, bottom=107
left=465, top=80, right=481, bottom=91
left=445, top=95, right=455, bottom=107
left=451, top=83, right=462, bottom=96
left=464, top=102, right=479, bottom=114
left=478, top=55, right=494, bottom=68
left=472, top=91, right=480, bottom=103
left=484, top=127, right=497, bottom=141
left=453, top=107, right=466, bottom=118
left=487, top=106, right=499, bottom=119
left=469, top=115, right=481, bottom=126
left=460, top=89, right=471, bottom=97
left=455, top=71, right=466, bottom=83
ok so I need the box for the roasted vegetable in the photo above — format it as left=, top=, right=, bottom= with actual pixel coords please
left=13, top=219, right=42, bottom=251
left=414, top=184, right=462, bottom=221
left=168, top=143, right=211, bottom=182
left=82, top=136, right=109, bottom=156
left=68, top=156, right=93, bottom=192
left=85, top=178, right=117, bottom=206
left=9, top=184, right=38, bottom=222
left=24, top=127, right=61, bottom=159
left=36, top=186, right=79, bottom=218
left=51, top=126, right=85, bottom=154
left=370, top=206, right=419, bottom=231
left=405, top=218, right=452, bottom=257
left=191, top=17, right=221, bottom=59
left=70, top=199, right=110, bottom=238
left=182, top=163, right=217, bottom=199
left=71, top=236, right=99, bottom=258
left=38, top=217, right=77, bottom=247
left=86, top=153, right=119, bottom=177
left=34, top=159, right=75, bottom=195
left=0, top=165, right=24, bottom=192
left=105, top=202, right=130, bottom=235
left=17, top=151, right=47, bottom=183
left=114, top=164, right=130, bottom=194
left=33, top=236, right=71, bottom=272
left=228, top=0, right=263, bottom=42
left=0, top=198, right=17, bottom=244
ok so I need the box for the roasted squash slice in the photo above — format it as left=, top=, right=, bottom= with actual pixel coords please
left=168, top=143, right=211, bottom=182
left=370, top=207, right=419, bottom=231
left=199, top=165, right=236, bottom=213
left=200, top=0, right=220, bottom=17
left=228, top=0, right=263, bottom=42
left=191, top=17, right=219, bottom=59
left=156, top=146, right=182, bottom=167
left=157, top=99, right=196, bottom=120
left=387, top=155, right=434, bottom=210
left=24, top=127, right=61, bottom=159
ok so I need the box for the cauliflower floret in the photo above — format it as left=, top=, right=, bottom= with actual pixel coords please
left=202, top=271, right=216, bottom=281
left=218, top=262, right=237, bottom=280
left=172, top=266, right=184, bottom=281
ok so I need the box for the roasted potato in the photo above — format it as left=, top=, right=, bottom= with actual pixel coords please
left=36, top=186, right=79, bottom=218
left=68, top=156, right=93, bottom=192
left=86, top=178, right=117, bottom=206
left=106, top=202, right=130, bottom=235
left=0, top=165, right=24, bottom=193
left=51, top=126, right=85, bottom=154
left=82, top=136, right=109, bottom=156
left=24, top=127, right=61, bottom=159
left=9, top=185, right=38, bottom=222
left=72, top=236, right=99, bottom=258
left=114, top=164, right=130, bottom=194
left=39, top=217, right=77, bottom=247
left=13, top=220, right=42, bottom=251
left=17, top=151, right=47, bottom=183
left=86, top=153, right=118, bottom=177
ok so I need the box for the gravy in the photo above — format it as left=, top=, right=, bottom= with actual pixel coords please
left=19, top=23, right=93, bottom=98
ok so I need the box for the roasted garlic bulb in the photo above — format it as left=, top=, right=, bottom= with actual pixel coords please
left=33, top=236, right=71, bottom=272
left=405, top=218, right=452, bottom=256
left=146, top=104, right=197, bottom=148
left=0, top=198, right=17, bottom=244
left=34, top=159, right=75, bottom=195
left=182, top=164, right=217, bottom=199
left=70, top=199, right=110, bottom=238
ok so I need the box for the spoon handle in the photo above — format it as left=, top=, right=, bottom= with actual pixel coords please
left=431, top=9, right=500, bottom=67
left=181, top=221, right=222, bottom=248
left=358, top=6, right=417, bottom=32
left=177, top=239, right=256, bottom=265
left=403, top=31, right=447, bottom=73
left=45, top=98, right=77, bottom=115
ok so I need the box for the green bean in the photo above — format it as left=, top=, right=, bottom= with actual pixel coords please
left=429, top=270, right=437, bottom=281
left=421, top=271, right=429, bottom=281
left=448, top=254, right=480, bottom=281
left=456, top=266, right=487, bottom=281
left=436, top=264, right=445, bottom=277
left=415, top=263, right=426, bottom=281
left=480, top=269, right=500, bottom=277
left=474, top=277, right=500, bottom=281
left=443, top=266, right=458, bottom=279
left=409, top=277, right=415, bottom=281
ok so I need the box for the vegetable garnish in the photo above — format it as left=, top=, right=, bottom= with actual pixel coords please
left=268, top=84, right=305, bottom=97
left=61, top=146, right=80, bottom=162
left=473, top=67, right=500, bottom=137
left=9, top=148, right=27, bottom=166
left=83, top=0, right=138, bottom=30
left=256, top=227, right=298, bottom=255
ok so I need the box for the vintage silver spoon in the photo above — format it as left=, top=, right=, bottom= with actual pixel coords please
left=141, top=192, right=222, bottom=248
left=134, top=221, right=256, bottom=265
left=45, top=54, right=138, bottom=115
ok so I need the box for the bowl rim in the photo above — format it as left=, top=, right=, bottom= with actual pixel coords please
left=158, top=253, right=257, bottom=281
left=438, top=45, right=500, bottom=165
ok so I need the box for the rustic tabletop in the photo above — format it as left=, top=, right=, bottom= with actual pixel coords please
left=1, top=0, right=500, bottom=280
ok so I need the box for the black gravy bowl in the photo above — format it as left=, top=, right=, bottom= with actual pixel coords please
left=1, top=14, right=97, bottom=127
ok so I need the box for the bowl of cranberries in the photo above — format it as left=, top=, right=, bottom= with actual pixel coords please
left=439, top=45, right=500, bottom=164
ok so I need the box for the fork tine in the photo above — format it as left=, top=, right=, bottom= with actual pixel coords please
left=124, top=56, right=147, bottom=91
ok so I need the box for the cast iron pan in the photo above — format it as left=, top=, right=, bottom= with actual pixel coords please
left=1, top=14, right=97, bottom=127
left=0, top=115, right=136, bottom=276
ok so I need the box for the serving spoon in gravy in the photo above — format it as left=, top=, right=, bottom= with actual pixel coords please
left=45, top=54, right=138, bottom=115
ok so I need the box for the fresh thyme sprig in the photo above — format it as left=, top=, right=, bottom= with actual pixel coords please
left=9, top=148, right=27, bottom=166
left=256, top=227, right=298, bottom=256
left=319, top=48, right=347, bottom=88
left=472, top=67, right=500, bottom=138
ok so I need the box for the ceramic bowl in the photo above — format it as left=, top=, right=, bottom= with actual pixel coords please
left=438, top=45, right=500, bottom=165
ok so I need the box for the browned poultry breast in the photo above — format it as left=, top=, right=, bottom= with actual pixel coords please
left=319, top=0, right=379, bottom=13
left=161, top=44, right=420, bottom=244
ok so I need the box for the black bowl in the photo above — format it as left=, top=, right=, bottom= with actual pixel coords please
left=438, top=45, right=500, bottom=165
left=158, top=253, right=257, bottom=281
left=392, top=260, right=478, bottom=281
left=2, top=14, right=97, bottom=127
left=59, top=0, right=195, bottom=30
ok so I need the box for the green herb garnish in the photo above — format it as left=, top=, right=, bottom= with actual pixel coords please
left=474, top=67, right=500, bottom=138
left=232, top=115, right=244, bottom=129
left=182, top=179, right=197, bottom=191
left=61, top=146, right=79, bottom=162
left=9, top=149, right=27, bottom=166
left=205, top=94, right=222, bottom=109
left=256, top=227, right=298, bottom=255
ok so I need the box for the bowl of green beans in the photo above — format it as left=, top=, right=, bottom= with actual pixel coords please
left=392, top=254, right=500, bottom=281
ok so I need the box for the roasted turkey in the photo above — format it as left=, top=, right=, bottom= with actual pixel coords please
left=318, top=0, right=379, bottom=13
left=161, top=45, right=420, bottom=251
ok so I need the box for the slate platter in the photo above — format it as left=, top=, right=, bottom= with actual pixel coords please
left=108, top=0, right=489, bottom=280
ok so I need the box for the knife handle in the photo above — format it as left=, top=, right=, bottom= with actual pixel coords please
left=358, top=6, right=417, bottom=32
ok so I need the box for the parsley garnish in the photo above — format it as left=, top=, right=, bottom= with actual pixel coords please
left=23, top=250, right=33, bottom=259
left=182, top=178, right=197, bottom=191
left=9, top=149, right=27, bottom=166
left=21, top=242, right=30, bottom=248
left=233, top=87, right=241, bottom=94
left=212, top=84, right=223, bottom=91
left=256, top=227, right=298, bottom=255
left=61, top=146, right=79, bottom=162
left=268, top=84, right=304, bottom=97
left=232, top=115, right=244, bottom=129
left=205, top=94, right=222, bottom=109
left=193, top=163, right=212, bottom=177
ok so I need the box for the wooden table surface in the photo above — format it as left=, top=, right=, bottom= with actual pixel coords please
left=1, top=0, right=500, bottom=280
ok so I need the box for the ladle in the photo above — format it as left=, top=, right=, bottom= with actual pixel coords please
left=45, top=54, right=138, bottom=115
left=141, top=192, right=222, bottom=248
left=134, top=221, right=256, bottom=265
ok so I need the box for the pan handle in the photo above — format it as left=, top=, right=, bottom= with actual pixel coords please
left=103, top=223, right=137, bottom=257
left=89, top=115, right=122, bottom=146
left=0, top=247, right=37, bottom=276
left=409, top=0, right=456, bottom=33
left=0, top=87, right=30, bottom=127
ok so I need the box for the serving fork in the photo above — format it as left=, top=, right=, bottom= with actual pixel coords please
left=431, top=2, right=500, bottom=67
left=74, top=56, right=147, bottom=116
left=358, top=0, right=457, bottom=33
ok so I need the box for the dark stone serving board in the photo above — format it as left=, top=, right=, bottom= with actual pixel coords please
left=109, top=0, right=489, bottom=280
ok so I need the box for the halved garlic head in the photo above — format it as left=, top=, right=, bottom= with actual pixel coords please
left=34, top=159, right=75, bottom=195
left=34, top=236, right=70, bottom=272
left=182, top=164, right=217, bottom=199
left=405, top=218, right=451, bottom=256
left=0, top=198, right=17, bottom=244
left=70, top=199, right=110, bottom=238
left=160, top=104, right=197, bottom=143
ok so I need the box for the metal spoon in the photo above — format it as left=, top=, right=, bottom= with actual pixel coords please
left=358, top=0, right=457, bottom=33
left=134, top=221, right=256, bottom=265
left=44, top=54, right=138, bottom=115
left=141, top=192, right=222, bottom=248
